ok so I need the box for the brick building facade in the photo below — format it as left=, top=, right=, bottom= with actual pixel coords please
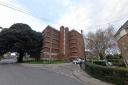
left=41, top=25, right=85, bottom=61
left=114, top=20, right=128, bottom=65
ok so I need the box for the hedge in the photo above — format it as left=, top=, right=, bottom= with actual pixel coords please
left=24, top=60, right=65, bottom=64
left=107, top=59, right=126, bottom=67
left=82, top=62, right=128, bottom=85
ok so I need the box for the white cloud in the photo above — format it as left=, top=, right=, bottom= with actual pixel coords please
left=0, top=0, right=47, bottom=32
left=0, top=0, right=128, bottom=34
left=61, top=0, right=72, bottom=6
left=52, top=3, right=92, bottom=33
left=93, top=0, right=128, bottom=24
left=52, top=0, right=128, bottom=34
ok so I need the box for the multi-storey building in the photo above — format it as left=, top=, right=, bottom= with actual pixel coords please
left=41, top=25, right=85, bottom=61
left=114, top=20, right=128, bottom=65
left=41, top=26, right=60, bottom=60
left=69, top=30, right=85, bottom=60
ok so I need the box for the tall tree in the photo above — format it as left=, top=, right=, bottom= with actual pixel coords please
left=86, top=26, right=115, bottom=60
left=0, top=23, right=42, bottom=62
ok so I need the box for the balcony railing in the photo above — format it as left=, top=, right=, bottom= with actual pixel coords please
left=71, top=50, right=78, bottom=53
left=69, top=40, right=77, bottom=44
left=70, top=45, right=77, bottom=48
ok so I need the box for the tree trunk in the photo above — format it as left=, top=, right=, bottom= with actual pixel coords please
left=17, top=51, right=24, bottom=63
left=99, top=53, right=104, bottom=60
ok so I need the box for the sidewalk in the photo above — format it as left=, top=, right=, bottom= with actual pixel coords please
left=72, top=69, right=114, bottom=85
left=21, top=63, right=114, bottom=85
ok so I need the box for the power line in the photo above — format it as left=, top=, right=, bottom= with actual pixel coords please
left=0, top=0, right=127, bottom=30
left=0, top=1, right=32, bottom=17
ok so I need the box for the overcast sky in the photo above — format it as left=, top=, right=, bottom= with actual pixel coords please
left=0, top=0, right=128, bottom=34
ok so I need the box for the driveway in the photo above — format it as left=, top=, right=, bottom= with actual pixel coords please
left=0, top=64, right=84, bottom=85
left=21, top=63, right=114, bottom=85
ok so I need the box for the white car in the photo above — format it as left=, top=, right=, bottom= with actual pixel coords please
left=0, top=58, right=17, bottom=64
left=72, top=58, right=84, bottom=64
left=72, top=60, right=79, bottom=64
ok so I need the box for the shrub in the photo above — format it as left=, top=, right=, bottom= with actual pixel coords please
left=107, top=59, right=126, bottom=67
left=83, top=62, right=128, bottom=85
left=106, top=54, right=122, bottom=59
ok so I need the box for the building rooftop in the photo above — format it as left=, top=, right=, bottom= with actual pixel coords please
left=114, top=20, right=128, bottom=37
left=42, top=25, right=59, bottom=33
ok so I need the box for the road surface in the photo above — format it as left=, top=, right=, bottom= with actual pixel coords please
left=0, top=64, right=84, bottom=85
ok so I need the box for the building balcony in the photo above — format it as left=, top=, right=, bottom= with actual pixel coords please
left=52, top=42, right=59, bottom=45
left=69, top=32, right=76, bottom=36
left=71, top=50, right=78, bottom=53
left=52, top=37, right=59, bottom=41
left=43, top=52, right=59, bottom=56
left=43, top=40, right=51, bottom=43
left=43, top=39, right=51, bottom=43
left=43, top=38, right=59, bottom=44
left=43, top=44, right=51, bottom=48
left=43, top=45, right=59, bottom=49
left=53, top=33, right=59, bottom=36
left=70, top=45, right=77, bottom=49
left=44, top=35, right=51, bottom=38
left=52, top=39, right=59, bottom=43
left=70, top=36, right=76, bottom=40
left=52, top=47, right=59, bottom=50
left=69, top=40, right=77, bottom=44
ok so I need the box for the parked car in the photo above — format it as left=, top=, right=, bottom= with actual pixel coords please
left=0, top=58, right=17, bottom=64
left=72, top=58, right=84, bottom=64
left=73, top=60, right=79, bottom=64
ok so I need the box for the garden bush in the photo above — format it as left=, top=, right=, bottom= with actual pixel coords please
left=83, top=62, right=128, bottom=85
left=107, top=59, right=126, bottom=67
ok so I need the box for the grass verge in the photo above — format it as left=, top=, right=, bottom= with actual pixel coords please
left=23, top=60, right=66, bottom=64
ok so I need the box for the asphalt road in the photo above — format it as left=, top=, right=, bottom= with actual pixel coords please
left=0, top=64, right=84, bottom=85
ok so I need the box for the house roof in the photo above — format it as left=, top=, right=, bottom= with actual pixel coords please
left=114, top=20, right=128, bottom=37
left=42, top=25, right=59, bottom=33
left=46, top=25, right=59, bottom=31
left=121, top=20, right=128, bottom=29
